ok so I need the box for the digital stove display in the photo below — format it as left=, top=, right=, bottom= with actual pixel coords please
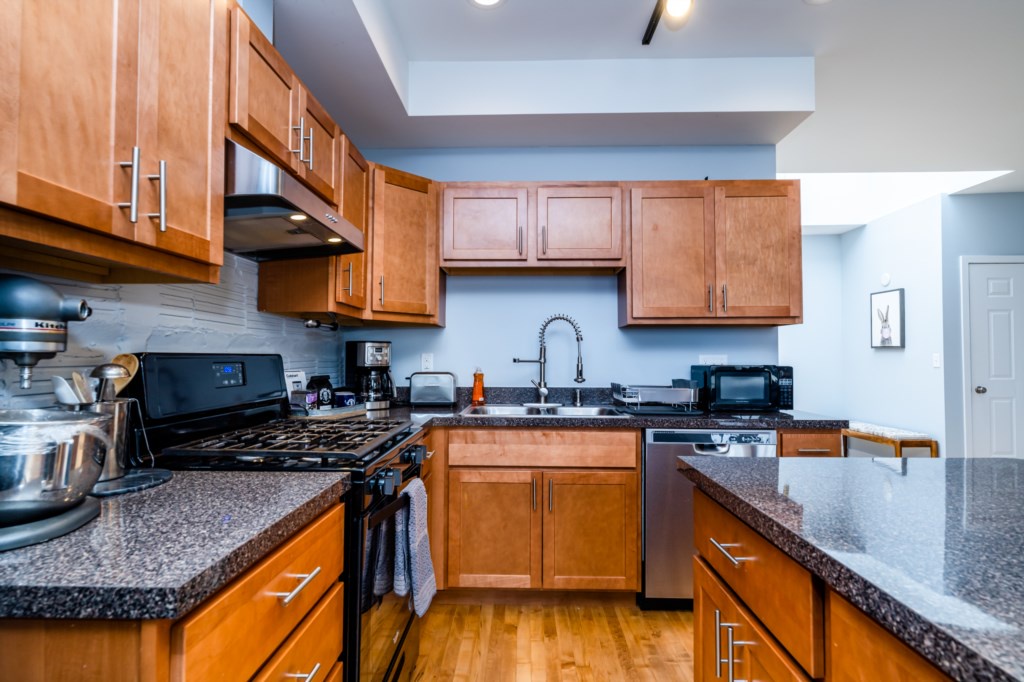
left=212, top=362, right=245, bottom=387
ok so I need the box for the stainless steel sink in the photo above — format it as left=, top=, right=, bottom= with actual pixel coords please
left=460, top=405, right=627, bottom=418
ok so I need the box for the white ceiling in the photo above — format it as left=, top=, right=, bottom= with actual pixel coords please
left=273, top=0, right=1024, bottom=195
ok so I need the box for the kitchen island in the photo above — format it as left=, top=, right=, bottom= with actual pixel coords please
left=679, top=456, right=1024, bottom=681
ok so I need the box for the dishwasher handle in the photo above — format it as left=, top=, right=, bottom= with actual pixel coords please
left=692, top=443, right=731, bottom=455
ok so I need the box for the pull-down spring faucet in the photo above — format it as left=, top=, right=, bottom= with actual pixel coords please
left=512, top=314, right=585, bottom=404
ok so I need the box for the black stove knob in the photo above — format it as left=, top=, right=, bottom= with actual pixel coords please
left=401, top=444, right=426, bottom=465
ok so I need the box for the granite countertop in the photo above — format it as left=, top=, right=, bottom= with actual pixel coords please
left=0, top=471, right=349, bottom=620
left=678, top=456, right=1024, bottom=682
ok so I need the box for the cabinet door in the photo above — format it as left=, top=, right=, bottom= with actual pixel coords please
left=136, top=0, right=225, bottom=264
left=537, top=186, right=622, bottom=261
left=694, top=556, right=737, bottom=682
left=447, top=469, right=541, bottom=589
left=442, top=186, right=527, bottom=261
left=3, top=0, right=138, bottom=241
left=229, top=6, right=301, bottom=171
left=542, top=470, right=639, bottom=590
left=714, top=181, right=802, bottom=319
left=335, top=137, right=369, bottom=311
left=298, top=89, right=341, bottom=205
left=371, top=166, right=438, bottom=316
left=628, top=184, right=716, bottom=319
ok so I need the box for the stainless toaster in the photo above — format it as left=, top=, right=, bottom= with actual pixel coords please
left=408, top=371, right=457, bottom=406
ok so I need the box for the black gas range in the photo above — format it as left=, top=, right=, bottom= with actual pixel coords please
left=123, top=353, right=423, bottom=682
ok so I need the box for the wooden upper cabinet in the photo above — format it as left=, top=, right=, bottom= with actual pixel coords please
left=620, top=180, right=802, bottom=326
left=625, top=183, right=716, bottom=320
left=715, top=181, right=802, bottom=320
left=335, top=137, right=369, bottom=312
left=229, top=6, right=340, bottom=205
left=440, top=182, right=626, bottom=270
left=0, top=0, right=225, bottom=281
left=537, top=186, right=622, bottom=261
left=370, top=165, right=440, bottom=321
left=442, top=186, right=528, bottom=261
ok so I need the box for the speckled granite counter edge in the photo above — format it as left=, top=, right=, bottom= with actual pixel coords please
left=1, top=479, right=349, bottom=621
left=426, top=414, right=848, bottom=430
left=678, top=463, right=1012, bottom=682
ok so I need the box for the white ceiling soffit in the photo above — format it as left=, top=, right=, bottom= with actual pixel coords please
left=782, top=171, right=1013, bottom=235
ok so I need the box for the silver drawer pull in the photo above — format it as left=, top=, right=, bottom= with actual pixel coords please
left=146, top=160, right=167, bottom=232
left=797, top=448, right=832, bottom=453
left=118, top=146, right=141, bottom=223
left=426, top=449, right=435, bottom=460
left=271, top=566, right=321, bottom=605
left=285, top=662, right=321, bottom=681
left=709, top=538, right=752, bottom=567
left=715, top=609, right=723, bottom=677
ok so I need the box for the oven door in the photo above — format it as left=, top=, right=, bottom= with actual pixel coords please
left=359, top=483, right=419, bottom=681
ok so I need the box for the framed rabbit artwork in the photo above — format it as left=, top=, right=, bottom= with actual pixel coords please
left=870, top=288, right=905, bottom=348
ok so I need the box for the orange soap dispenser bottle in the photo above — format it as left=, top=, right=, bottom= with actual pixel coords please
left=472, top=368, right=486, bottom=406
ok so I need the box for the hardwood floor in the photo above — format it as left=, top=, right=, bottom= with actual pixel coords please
left=412, top=591, right=694, bottom=681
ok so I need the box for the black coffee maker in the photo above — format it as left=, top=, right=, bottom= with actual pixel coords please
left=345, top=341, right=396, bottom=410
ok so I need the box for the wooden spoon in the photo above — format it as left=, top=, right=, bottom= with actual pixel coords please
left=71, top=370, right=94, bottom=403
left=111, top=353, right=139, bottom=396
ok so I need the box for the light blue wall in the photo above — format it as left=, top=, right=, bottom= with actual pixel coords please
left=839, top=197, right=946, bottom=450
left=940, top=193, right=1024, bottom=454
left=778, top=235, right=844, bottom=416
left=349, top=145, right=779, bottom=389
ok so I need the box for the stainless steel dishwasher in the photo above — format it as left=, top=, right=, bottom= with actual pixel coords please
left=639, top=428, right=776, bottom=609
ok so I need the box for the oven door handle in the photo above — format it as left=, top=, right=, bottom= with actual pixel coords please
left=368, top=494, right=410, bottom=529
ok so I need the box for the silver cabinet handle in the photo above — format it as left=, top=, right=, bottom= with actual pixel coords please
left=975, top=386, right=988, bottom=394
left=726, top=625, right=735, bottom=682
left=284, top=662, right=321, bottom=681
left=271, top=566, right=321, bottom=605
left=797, top=448, right=832, bottom=454
left=715, top=609, right=723, bottom=678
left=548, top=478, right=553, bottom=512
left=722, top=284, right=728, bottom=312
left=517, top=225, right=523, bottom=255
left=532, top=477, right=537, bottom=511
left=709, top=538, right=752, bottom=567
left=426, top=449, right=435, bottom=460
left=306, top=126, right=314, bottom=170
left=708, top=284, right=713, bottom=313
left=379, top=275, right=385, bottom=306
left=342, top=263, right=353, bottom=295
left=292, top=116, right=306, bottom=161
left=541, top=225, right=547, bottom=254
left=146, top=160, right=167, bottom=232
left=118, top=146, right=140, bottom=223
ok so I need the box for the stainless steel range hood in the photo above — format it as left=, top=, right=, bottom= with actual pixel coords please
left=224, top=141, right=364, bottom=261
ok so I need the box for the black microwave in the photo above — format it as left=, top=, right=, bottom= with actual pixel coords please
left=690, top=365, right=793, bottom=412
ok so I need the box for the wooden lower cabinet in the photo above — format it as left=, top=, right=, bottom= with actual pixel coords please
left=694, top=557, right=810, bottom=681
left=445, top=428, right=640, bottom=592
left=827, top=592, right=950, bottom=681
left=779, top=430, right=842, bottom=457
left=0, top=503, right=345, bottom=682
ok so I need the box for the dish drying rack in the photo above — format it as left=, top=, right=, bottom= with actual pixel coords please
left=611, top=381, right=701, bottom=414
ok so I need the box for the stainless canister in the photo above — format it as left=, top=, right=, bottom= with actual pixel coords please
left=88, top=399, right=131, bottom=482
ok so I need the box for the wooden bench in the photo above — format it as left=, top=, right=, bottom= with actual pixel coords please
left=841, top=421, right=939, bottom=458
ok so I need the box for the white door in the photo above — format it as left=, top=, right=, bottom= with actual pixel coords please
left=967, top=262, right=1024, bottom=457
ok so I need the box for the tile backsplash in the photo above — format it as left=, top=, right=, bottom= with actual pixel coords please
left=0, top=254, right=340, bottom=408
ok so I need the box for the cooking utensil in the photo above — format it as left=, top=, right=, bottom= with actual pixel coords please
left=71, top=371, right=94, bottom=403
left=111, top=353, right=139, bottom=396
left=91, top=363, right=131, bottom=402
left=0, top=409, right=111, bottom=527
left=51, top=376, right=82, bottom=405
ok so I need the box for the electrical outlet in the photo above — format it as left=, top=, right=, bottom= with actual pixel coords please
left=420, top=353, right=433, bottom=371
left=699, top=354, right=728, bottom=365
left=932, top=353, right=941, bottom=368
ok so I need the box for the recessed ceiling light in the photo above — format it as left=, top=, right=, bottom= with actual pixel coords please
left=469, top=0, right=504, bottom=7
left=326, top=237, right=342, bottom=243
left=289, top=214, right=308, bottom=221
left=803, top=0, right=833, bottom=5
left=665, top=0, right=693, bottom=19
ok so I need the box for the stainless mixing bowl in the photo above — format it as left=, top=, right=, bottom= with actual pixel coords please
left=0, top=409, right=111, bottom=526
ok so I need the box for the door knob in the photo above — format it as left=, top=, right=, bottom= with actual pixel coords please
left=975, top=386, right=988, bottom=394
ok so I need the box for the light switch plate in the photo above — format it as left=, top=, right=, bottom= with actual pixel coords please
left=421, top=353, right=434, bottom=371
left=699, top=354, right=728, bottom=365
left=932, top=353, right=941, bottom=368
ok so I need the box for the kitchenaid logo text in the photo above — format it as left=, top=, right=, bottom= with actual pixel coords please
left=0, top=319, right=68, bottom=330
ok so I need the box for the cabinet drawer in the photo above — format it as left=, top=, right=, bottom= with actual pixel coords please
left=694, top=492, right=823, bottom=678
left=448, top=429, right=637, bottom=468
left=695, top=557, right=810, bottom=682
left=827, top=591, right=950, bottom=681
left=252, top=582, right=345, bottom=682
left=780, top=431, right=842, bottom=457
left=173, top=504, right=344, bottom=681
